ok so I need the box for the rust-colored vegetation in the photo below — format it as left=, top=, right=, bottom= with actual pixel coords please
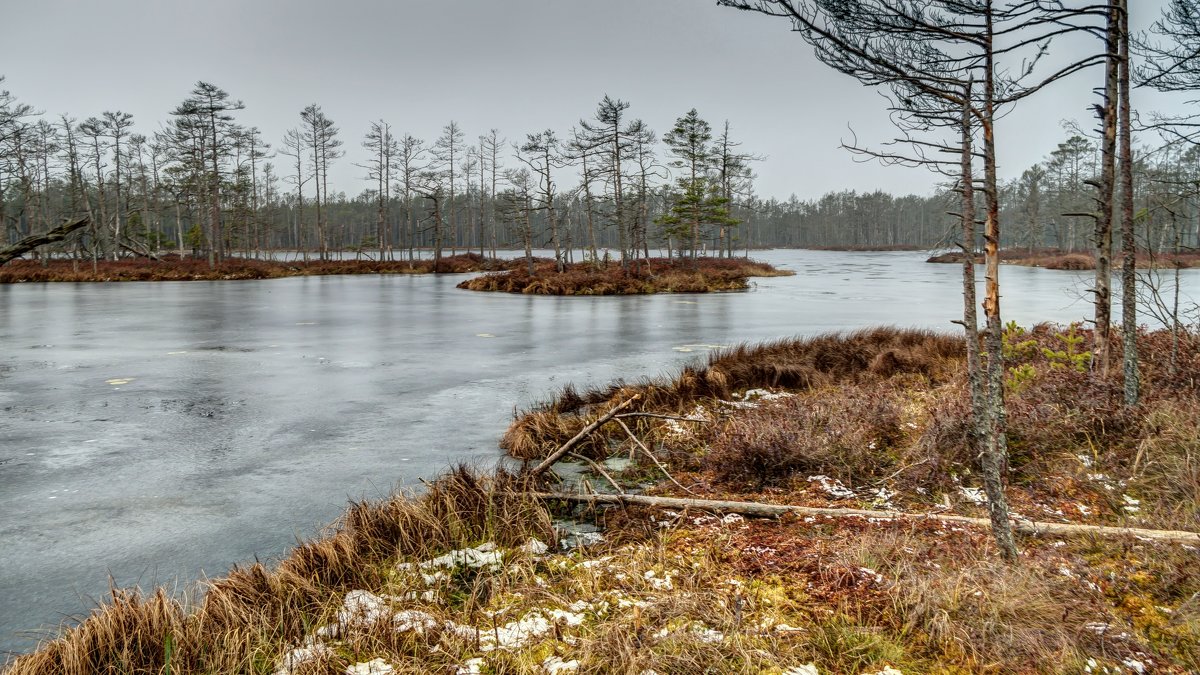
left=456, top=256, right=792, bottom=295
left=0, top=253, right=499, bottom=283
left=501, top=327, right=963, bottom=461
left=507, top=324, right=1200, bottom=532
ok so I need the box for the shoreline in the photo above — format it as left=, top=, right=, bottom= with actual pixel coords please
left=927, top=248, right=1200, bottom=270
left=1, top=254, right=793, bottom=296
left=7, top=326, right=1198, bottom=673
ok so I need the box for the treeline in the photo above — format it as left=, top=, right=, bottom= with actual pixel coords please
left=0, top=81, right=760, bottom=267
left=3, top=77, right=1198, bottom=262
left=746, top=136, right=1200, bottom=253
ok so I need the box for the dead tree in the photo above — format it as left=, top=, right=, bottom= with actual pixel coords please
left=717, top=0, right=1108, bottom=561
left=434, top=121, right=464, bottom=255
left=0, top=216, right=90, bottom=265
left=517, top=130, right=569, bottom=272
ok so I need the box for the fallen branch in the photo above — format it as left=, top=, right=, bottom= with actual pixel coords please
left=0, top=216, right=90, bottom=266
left=527, top=395, right=640, bottom=478
left=567, top=452, right=625, bottom=495
left=615, top=412, right=709, bottom=423
left=521, top=491, right=1200, bottom=545
left=614, top=418, right=694, bottom=495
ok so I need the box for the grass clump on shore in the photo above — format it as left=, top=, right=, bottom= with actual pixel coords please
left=500, top=327, right=963, bottom=462
left=0, top=253, right=498, bottom=283
left=457, top=256, right=792, bottom=295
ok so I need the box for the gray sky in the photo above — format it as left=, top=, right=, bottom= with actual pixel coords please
left=3, top=0, right=1190, bottom=201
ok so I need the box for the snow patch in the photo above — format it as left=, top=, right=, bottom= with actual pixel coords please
left=808, top=475, right=856, bottom=499
left=345, top=659, right=395, bottom=675
left=542, top=655, right=581, bottom=673
left=959, top=487, right=988, bottom=505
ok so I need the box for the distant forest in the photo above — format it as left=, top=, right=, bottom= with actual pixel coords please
left=1, top=77, right=1197, bottom=261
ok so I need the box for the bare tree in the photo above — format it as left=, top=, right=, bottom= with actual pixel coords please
left=78, top=117, right=109, bottom=260
left=434, top=121, right=464, bottom=255
left=568, top=127, right=602, bottom=264
left=396, top=134, right=427, bottom=263
left=102, top=111, right=134, bottom=259
left=300, top=103, right=342, bottom=259
left=1117, top=0, right=1138, bottom=405
left=361, top=120, right=398, bottom=259
left=279, top=128, right=309, bottom=260
left=480, top=129, right=505, bottom=260
left=579, top=96, right=638, bottom=269
left=517, top=130, right=568, bottom=271
left=717, top=0, right=1108, bottom=560
left=500, top=168, right=537, bottom=275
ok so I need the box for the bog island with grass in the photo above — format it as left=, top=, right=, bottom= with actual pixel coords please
left=4, top=2, right=1200, bottom=675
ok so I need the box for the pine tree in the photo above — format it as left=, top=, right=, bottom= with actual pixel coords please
left=659, top=109, right=738, bottom=260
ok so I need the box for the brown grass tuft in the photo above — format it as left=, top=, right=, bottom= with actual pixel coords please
left=3, top=467, right=552, bottom=674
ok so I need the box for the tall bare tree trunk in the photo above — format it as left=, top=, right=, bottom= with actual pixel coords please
left=1117, top=0, right=1139, bottom=405
left=959, top=85, right=986, bottom=466
left=1093, top=2, right=1120, bottom=377
left=980, top=9, right=1018, bottom=561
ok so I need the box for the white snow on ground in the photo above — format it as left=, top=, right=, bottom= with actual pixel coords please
left=345, top=658, right=395, bottom=675
left=808, top=475, right=856, bottom=499
left=542, top=655, right=581, bottom=673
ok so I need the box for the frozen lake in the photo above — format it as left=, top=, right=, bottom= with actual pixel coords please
left=2, top=249, right=1196, bottom=654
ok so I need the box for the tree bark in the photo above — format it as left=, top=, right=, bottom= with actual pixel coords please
left=1118, top=0, right=1139, bottom=406
left=1093, top=2, right=1120, bottom=377
left=979, top=7, right=1019, bottom=561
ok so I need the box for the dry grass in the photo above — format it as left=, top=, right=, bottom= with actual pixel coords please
left=457, top=256, right=792, bottom=295
left=3, top=468, right=552, bottom=674
left=501, top=327, right=964, bottom=461
left=709, top=385, right=906, bottom=489
left=0, top=253, right=498, bottom=283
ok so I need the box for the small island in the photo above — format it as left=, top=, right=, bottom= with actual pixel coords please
left=457, top=256, right=793, bottom=295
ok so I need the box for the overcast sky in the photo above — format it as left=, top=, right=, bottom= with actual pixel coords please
left=3, top=0, right=1189, bottom=201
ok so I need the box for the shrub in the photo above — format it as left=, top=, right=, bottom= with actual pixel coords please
left=709, top=386, right=905, bottom=489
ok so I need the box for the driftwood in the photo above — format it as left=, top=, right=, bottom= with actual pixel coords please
left=527, top=395, right=640, bottom=478
left=524, top=491, right=1200, bottom=545
left=0, top=217, right=90, bottom=266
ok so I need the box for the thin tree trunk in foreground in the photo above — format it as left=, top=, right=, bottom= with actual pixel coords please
left=1118, top=0, right=1139, bottom=406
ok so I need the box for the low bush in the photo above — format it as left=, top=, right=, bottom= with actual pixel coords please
left=709, top=386, right=905, bottom=489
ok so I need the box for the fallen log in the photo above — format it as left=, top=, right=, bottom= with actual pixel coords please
left=523, top=491, right=1200, bottom=545
left=527, top=395, right=640, bottom=478
left=0, top=216, right=90, bottom=266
